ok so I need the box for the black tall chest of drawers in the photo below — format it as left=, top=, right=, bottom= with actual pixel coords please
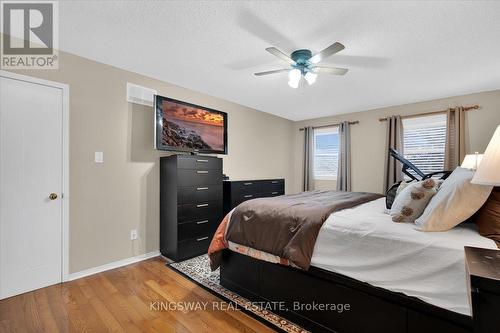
left=160, top=154, right=223, bottom=261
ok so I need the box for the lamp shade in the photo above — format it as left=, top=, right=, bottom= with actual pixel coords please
left=461, top=154, right=483, bottom=170
left=471, top=125, right=500, bottom=186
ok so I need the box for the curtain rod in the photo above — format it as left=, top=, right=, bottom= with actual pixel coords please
left=299, top=121, right=359, bottom=131
left=378, top=105, right=479, bottom=122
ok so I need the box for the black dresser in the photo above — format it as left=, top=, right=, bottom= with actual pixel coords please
left=223, top=179, right=285, bottom=214
left=465, top=246, right=500, bottom=333
left=160, top=154, right=223, bottom=261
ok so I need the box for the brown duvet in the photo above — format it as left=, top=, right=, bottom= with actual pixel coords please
left=226, top=190, right=382, bottom=270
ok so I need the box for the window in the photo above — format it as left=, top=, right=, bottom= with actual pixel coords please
left=313, top=127, right=339, bottom=180
left=403, top=114, right=447, bottom=178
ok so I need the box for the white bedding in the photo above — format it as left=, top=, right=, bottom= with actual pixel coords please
left=311, top=197, right=497, bottom=316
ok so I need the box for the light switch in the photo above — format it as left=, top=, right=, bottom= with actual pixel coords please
left=95, top=152, right=104, bottom=163
left=130, top=229, right=138, bottom=240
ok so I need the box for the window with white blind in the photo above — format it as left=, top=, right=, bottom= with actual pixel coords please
left=402, top=114, right=447, bottom=178
left=313, top=127, right=339, bottom=180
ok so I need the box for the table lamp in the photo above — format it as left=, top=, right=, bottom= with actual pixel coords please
left=461, top=153, right=484, bottom=170
left=472, top=125, right=500, bottom=186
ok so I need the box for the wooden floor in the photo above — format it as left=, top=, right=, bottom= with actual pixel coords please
left=0, top=257, right=276, bottom=333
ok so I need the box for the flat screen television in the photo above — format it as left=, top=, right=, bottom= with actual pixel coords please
left=155, top=95, right=228, bottom=154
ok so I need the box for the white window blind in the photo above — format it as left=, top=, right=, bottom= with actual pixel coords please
left=403, top=114, right=447, bottom=178
left=313, top=127, right=339, bottom=180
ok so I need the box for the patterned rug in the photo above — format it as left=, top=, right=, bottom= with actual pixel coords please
left=169, top=255, right=309, bottom=333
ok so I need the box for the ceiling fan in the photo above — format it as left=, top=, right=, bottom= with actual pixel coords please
left=254, top=42, right=348, bottom=88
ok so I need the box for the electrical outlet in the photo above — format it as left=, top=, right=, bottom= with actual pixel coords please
left=130, top=229, right=138, bottom=240
left=95, top=151, right=104, bottom=163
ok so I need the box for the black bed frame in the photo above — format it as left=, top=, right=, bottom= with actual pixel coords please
left=220, top=250, right=472, bottom=333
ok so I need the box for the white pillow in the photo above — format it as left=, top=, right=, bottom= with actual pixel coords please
left=415, top=167, right=493, bottom=231
left=390, top=179, right=439, bottom=223
left=396, top=181, right=410, bottom=194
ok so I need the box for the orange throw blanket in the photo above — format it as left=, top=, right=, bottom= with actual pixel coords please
left=207, top=212, right=231, bottom=270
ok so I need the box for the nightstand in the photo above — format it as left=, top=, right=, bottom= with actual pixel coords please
left=465, top=246, right=500, bottom=333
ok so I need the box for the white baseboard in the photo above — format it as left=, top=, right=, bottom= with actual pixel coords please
left=65, top=250, right=161, bottom=282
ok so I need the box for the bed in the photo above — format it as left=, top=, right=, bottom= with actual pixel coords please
left=212, top=192, right=497, bottom=333
left=311, top=197, right=496, bottom=316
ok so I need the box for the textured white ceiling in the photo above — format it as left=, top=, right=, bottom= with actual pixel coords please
left=57, top=1, right=500, bottom=121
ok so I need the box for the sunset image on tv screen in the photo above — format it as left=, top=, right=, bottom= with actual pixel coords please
left=159, top=99, right=225, bottom=152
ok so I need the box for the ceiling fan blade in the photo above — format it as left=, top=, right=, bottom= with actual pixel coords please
left=254, top=69, right=291, bottom=76
left=265, top=47, right=296, bottom=65
left=309, top=42, right=345, bottom=64
left=311, top=66, right=349, bottom=75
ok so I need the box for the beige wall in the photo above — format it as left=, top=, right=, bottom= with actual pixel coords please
left=8, top=52, right=295, bottom=273
left=292, top=90, right=500, bottom=194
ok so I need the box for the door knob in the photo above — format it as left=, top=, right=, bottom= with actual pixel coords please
left=49, top=193, right=58, bottom=200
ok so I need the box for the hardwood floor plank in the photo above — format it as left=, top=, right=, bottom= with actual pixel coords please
left=0, top=320, right=11, bottom=333
left=76, top=279, right=124, bottom=332
left=33, top=289, right=60, bottom=333
left=85, top=275, right=143, bottom=333
left=23, top=293, right=43, bottom=332
left=0, top=257, right=277, bottom=333
left=145, top=280, right=215, bottom=333
left=45, top=284, right=71, bottom=332
left=64, top=281, right=109, bottom=332
left=114, top=264, right=192, bottom=333
left=0, top=295, right=30, bottom=333
left=149, top=318, right=177, bottom=333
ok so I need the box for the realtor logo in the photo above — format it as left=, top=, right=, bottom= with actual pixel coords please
left=1, top=1, right=58, bottom=69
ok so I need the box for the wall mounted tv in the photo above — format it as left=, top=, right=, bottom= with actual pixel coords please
left=155, top=95, right=228, bottom=154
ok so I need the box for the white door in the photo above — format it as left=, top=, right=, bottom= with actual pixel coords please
left=0, top=74, right=64, bottom=299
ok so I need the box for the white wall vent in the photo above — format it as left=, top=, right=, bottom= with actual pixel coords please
left=126, top=83, right=157, bottom=107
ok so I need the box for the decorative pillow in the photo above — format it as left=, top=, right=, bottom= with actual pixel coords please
left=390, top=179, right=439, bottom=223
left=472, top=187, right=500, bottom=248
left=415, top=167, right=493, bottom=232
left=396, top=181, right=411, bottom=194
left=386, top=181, right=419, bottom=209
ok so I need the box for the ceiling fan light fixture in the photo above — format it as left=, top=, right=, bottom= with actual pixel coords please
left=288, top=69, right=301, bottom=81
left=288, top=78, right=300, bottom=89
left=288, top=69, right=301, bottom=88
left=256, top=42, right=348, bottom=88
left=304, top=72, right=317, bottom=85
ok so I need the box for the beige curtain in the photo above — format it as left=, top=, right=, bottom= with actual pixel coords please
left=336, top=122, right=351, bottom=191
left=303, top=127, right=315, bottom=191
left=444, top=107, right=466, bottom=170
left=383, top=115, right=404, bottom=193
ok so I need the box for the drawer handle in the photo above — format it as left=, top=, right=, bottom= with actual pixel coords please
left=197, top=159, right=209, bottom=163
left=272, top=181, right=278, bottom=184
left=196, top=203, right=209, bottom=208
left=197, top=170, right=208, bottom=174
left=244, top=195, right=253, bottom=198
left=243, top=182, right=253, bottom=186
left=196, top=220, right=209, bottom=225
left=196, top=236, right=209, bottom=242
left=272, top=192, right=278, bottom=195
left=196, top=187, right=209, bottom=191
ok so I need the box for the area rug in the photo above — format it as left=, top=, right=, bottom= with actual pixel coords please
left=169, top=254, right=309, bottom=333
